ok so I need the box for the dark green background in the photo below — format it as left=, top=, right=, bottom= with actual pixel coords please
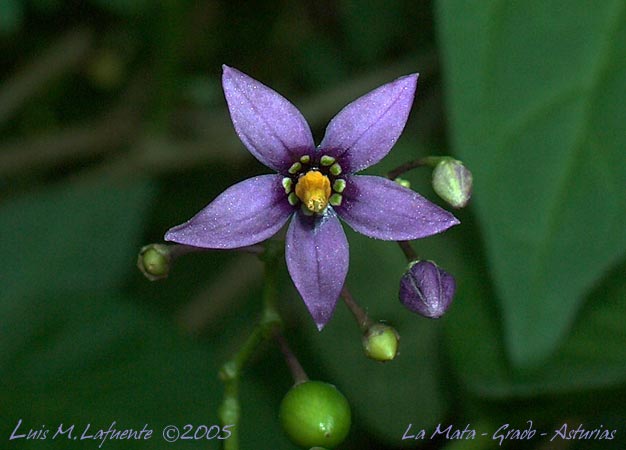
left=1, top=1, right=625, bottom=449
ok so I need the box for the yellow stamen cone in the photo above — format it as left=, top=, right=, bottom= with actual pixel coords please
left=295, top=171, right=332, bottom=213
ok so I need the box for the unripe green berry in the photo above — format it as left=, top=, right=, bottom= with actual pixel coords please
left=279, top=381, right=351, bottom=448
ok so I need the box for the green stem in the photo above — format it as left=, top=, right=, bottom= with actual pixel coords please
left=397, top=240, right=419, bottom=262
left=276, top=332, right=309, bottom=385
left=387, top=156, right=441, bottom=180
left=217, top=246, right=282, bottom=450
left=388, top=157, right=433, bottom=262
left=341, top=286, right=373, bottom=332
left=217, top=380, right=240, bottom=450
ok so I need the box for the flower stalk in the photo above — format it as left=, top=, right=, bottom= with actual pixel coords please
left=341, top=286, right=373, bottom=332
left=397, top=240, right=418, bottom=262
left=138, top=243, right=265, bottom=281
left=276, top=332, right=309, bottom=385
left=342, top=287, right=400, bottom=362
left=387, top=156, right=440, bottom=180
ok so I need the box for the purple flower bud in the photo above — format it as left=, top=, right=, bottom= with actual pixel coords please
left=399, top=260, right=455, bottom=318
left=432, top=158, right=473, bottom=208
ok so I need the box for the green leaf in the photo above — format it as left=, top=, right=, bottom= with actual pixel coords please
left=436, top=0, right=626, bottom=365
left=305, top=230, right=449, bottom=444
left=446, top=242, right=626, bottom=397
left=0, top=176, right=155, bottom=301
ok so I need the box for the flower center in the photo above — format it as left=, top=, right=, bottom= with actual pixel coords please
left=295, top=170, right=331, bottom=213
left=282, top=154, right=346, bottom=215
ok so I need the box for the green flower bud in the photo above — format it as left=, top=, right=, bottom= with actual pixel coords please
left=137, top=244, right=171, bottom=281
left=432, top=158, right=472, bottom=208
left=363, top=323, right=400, bottom=362
left=280, top=381, right=351, bottom=449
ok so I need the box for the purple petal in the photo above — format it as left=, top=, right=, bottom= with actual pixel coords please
left=222, top=65, right=315, bottom=173
left=165, top=175, right=293, bottom=248
left=318, top=74, right=418, bottom=173
left=335, top=175, right=459, bottom=240
left=285, top=209, right=349, bottom=330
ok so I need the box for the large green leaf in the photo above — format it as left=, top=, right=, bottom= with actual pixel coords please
left=436, top=0, right=626, bottom=365
left=445, top=232, right=626, bottom=397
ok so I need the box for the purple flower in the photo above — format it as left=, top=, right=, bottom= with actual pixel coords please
left=165, top=65, right=459, bottom=329
left=399, top=260, right=455, bottom=318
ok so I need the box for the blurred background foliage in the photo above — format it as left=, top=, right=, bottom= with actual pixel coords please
left=1, top=0, right=625, bottom=449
